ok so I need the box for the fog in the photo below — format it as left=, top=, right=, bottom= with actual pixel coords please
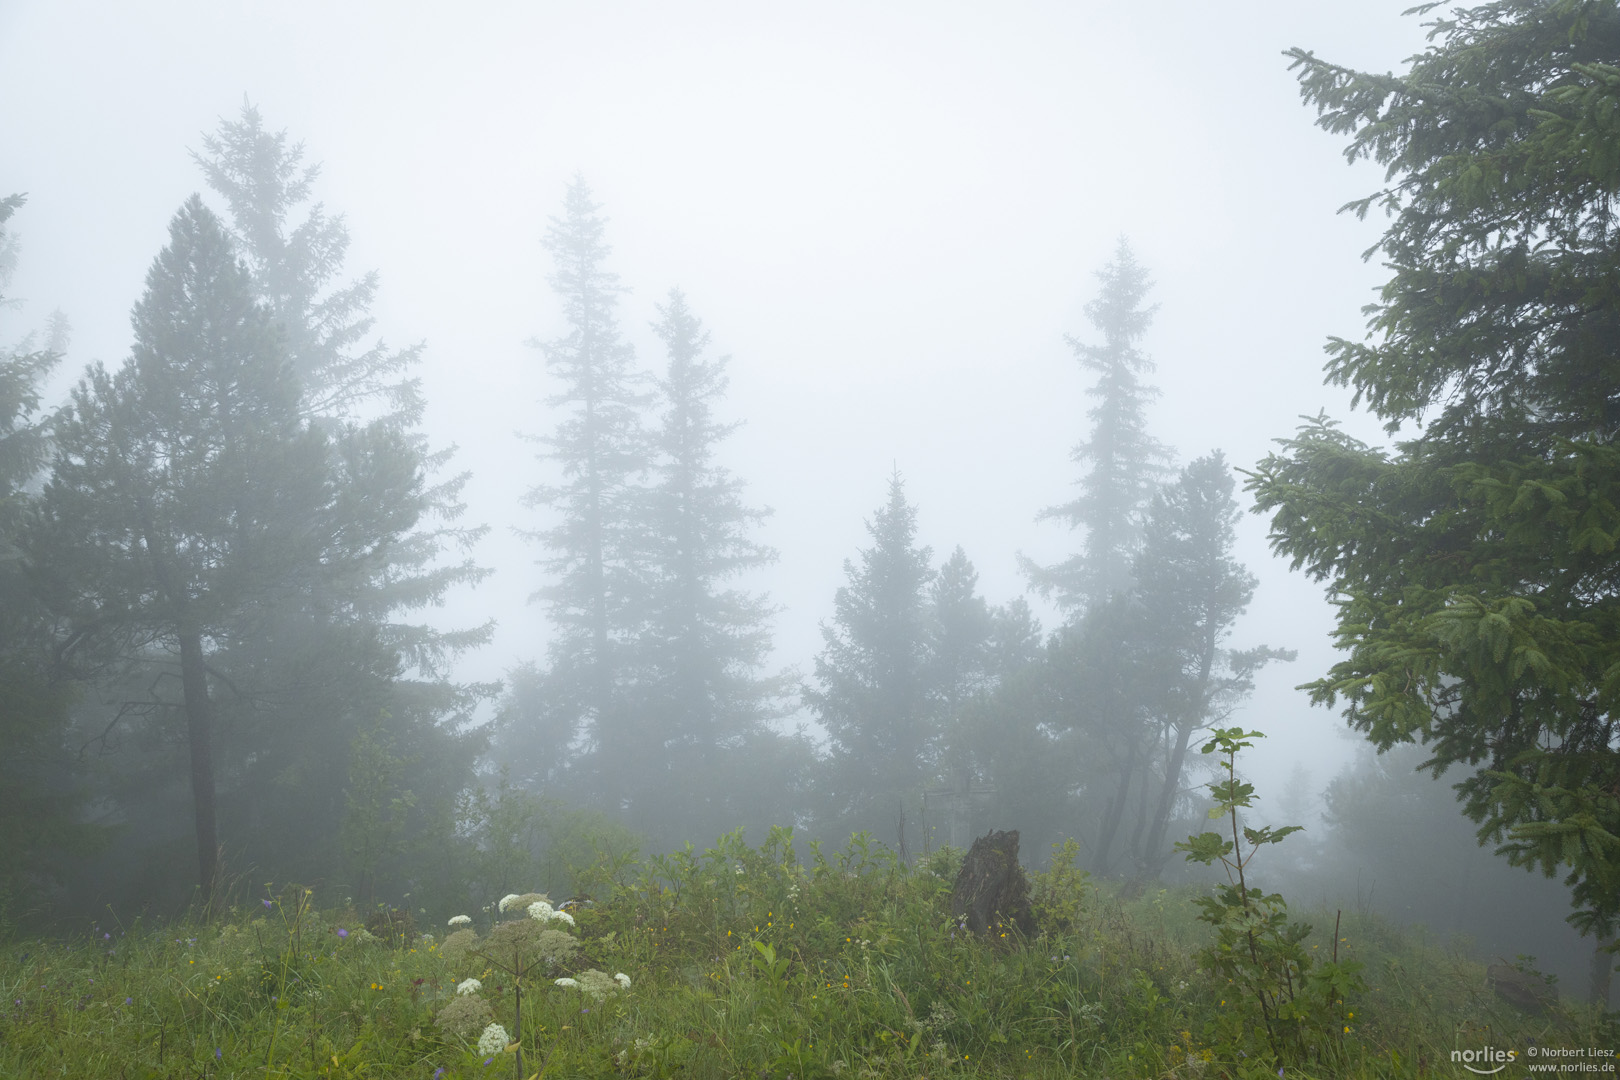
left=1, top=2, right=1598, bottom=988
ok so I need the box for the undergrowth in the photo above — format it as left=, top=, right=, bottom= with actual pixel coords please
left=0, top=826, right=1613, bottom=1078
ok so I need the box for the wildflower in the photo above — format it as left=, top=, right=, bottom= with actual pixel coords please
left=215, top=1048, right=222, bottom=1061
left=614, top=972, right=631, bottom=988
left=497, top=894, right=522, bottom=912
left=448, top=915, right=472, bottom=927
left=336, top=928, right=348, bottom=939
left=477, top=1022, right=511, bottom=1055
left=554, top=978, right=579, bottom=988
left=527, top=899, right=554, bottom=920
left=434, top=995, right=494, bottom=1038
left=457, top=978, right=482, bottom=996
left=435, top=1071, right=445, bottom=1079
left=263, top=899, right=272, bottom=908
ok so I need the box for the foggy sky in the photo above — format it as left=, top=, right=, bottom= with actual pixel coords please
left=0, top=1, right=1428, bottom=794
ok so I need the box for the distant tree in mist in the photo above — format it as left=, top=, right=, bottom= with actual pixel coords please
left=506, top=176, right=653, bottom=818
left=631, top=288, right=801, bottom=846
left=1126, top=453, right=1290, bottom=878
left=1023, top=238, right=1169, bottom=613
left=37, top=198, right=348, bottom=903
left=184, top=104, right=492, bottom=900
left=0, top=194, right=102, bottom=908
left=806, top=473, right=937, bottom=841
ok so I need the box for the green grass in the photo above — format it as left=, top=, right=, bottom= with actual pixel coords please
left=1, top=832, right=1613, bottom=1078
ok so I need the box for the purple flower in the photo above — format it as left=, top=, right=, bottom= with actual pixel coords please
left=125, top=997, right=132, bottom=1005
left=264, top=899, right=273, bottom=908
left=434, top=1070, right=445, bottom=1079
left=337, top=928, right=348, bottom=939
left=215, top=1048, right=223, bottom=1060
left=103, top=933, right=110, bottom=940
left=484, top=1058, right=494, bottom=1066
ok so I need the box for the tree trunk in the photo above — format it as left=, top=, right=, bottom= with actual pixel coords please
left=1138, top=719, right=1196, bottom=877
left=1092, top=736, right=1138, bottom=875
left=950, top=829, right=1036, bottom=939
left=1592, top=937, right=1616, bottom=1007
left=179, top=630, right=219, bottom=910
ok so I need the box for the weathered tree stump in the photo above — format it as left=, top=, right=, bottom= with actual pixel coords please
left=950, top=829, right=1036, bottom=941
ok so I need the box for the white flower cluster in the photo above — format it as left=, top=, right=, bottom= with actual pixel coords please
left=497, top=893, right=523, bottom=912
left=447, top=914, right=471, bottom=927
left=456, top=978, right=482, bottom=996
left=527, top=899, right=575, bottom=927
left=553, top=969, right=632, bottom=1001
left=477, top=1022, right=511, bottom=1055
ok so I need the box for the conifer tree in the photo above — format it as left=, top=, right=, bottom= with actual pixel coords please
left=1128, top=452, right=1290, bottom=877
left=1025, top=239, right=1169, bottom=613
left=807, top=473, right=936, bottom=841
left=1251, top=0, right=1620, bottom=940
left=0, top=194, right=100, bottom=905
left=38, top=197, right=360, bottom=902
left=635, top=289, right=790, bottom=845
left=511, top=177, right=652, bottom=815
left=184, top=105, right=489, bottom=893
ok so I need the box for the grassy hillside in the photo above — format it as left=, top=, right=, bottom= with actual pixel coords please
left=1, top=829, right=1613, bottom=1079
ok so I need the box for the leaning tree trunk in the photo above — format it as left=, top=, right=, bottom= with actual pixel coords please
left=178, top=629, right=219, bottom=911
left=1092, top=737, right=1139, bottom=875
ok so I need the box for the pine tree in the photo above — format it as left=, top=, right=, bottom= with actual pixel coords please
left=511, top=177, right=652, bottom=815
left=38, top=197, right=351, bottom=903
left=806, top=473, right=936, bottom=842
left=1024, top=239, right=1169, bottom=613
left=634, top=289, right=790, bottom=846
left=194, top=102, right=418, bottom=421
left=1251, top=0, right=1620, bottom=939
left=185, top=105, right=490, bottom=896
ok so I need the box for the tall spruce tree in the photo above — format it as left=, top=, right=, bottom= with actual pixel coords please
left=1024, top=239, right=1169, bottom=613
left=37, top=197, right=364, bottom=903
left=635, top=289, right=791, bottom=846
left=807, top=473, right=937, bottom=843
left=510, top=177, right=652, bottom=817
left=1250, top=0, right=1620, bottom=941
left=76, top=105, right=497, bottom=902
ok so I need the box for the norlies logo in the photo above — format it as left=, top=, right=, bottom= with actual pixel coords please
left=1453, top=1046, right=1519, bottom=1075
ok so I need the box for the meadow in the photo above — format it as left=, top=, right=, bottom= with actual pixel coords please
left=2, top=825, right=1614, bottom=1079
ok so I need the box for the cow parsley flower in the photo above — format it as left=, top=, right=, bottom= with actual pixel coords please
left=448, top=915, right=472, bottom=927
left=456, top=978, right=482, bottom=996
left=614, top=972, right=631, bottom=988
left=527, top=900, right=575, bottom=926
left=554, top=977, right=579, bottom=988
left=476, top=1022, right=510, bottom=1055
